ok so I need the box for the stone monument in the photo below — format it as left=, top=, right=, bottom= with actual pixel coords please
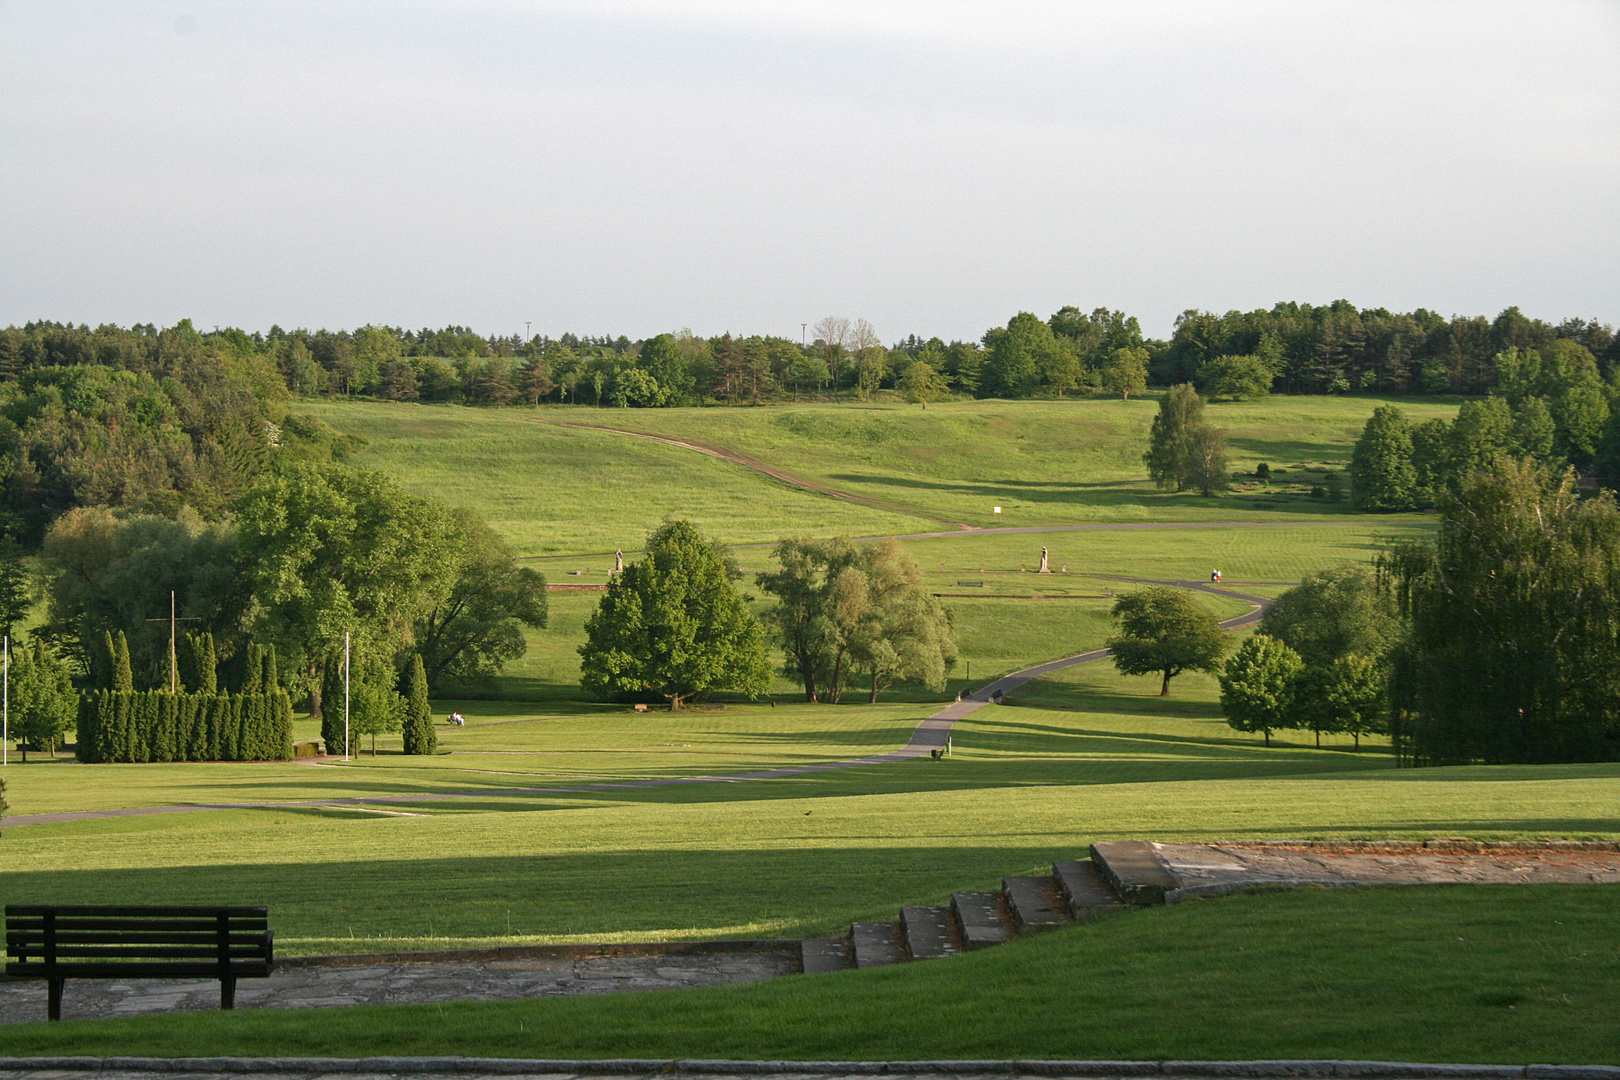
left=614, top=549, right=624, bottom=573
left=1038, top=546, right=1051, bottom=573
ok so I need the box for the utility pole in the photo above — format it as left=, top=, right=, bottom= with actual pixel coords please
left=146, top=590, right=199, bottom=692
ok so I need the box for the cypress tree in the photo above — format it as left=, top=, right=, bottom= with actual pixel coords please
left=112, top=632, right=133, bottom=692
left=75, top=692, right=100, bottom=763
left=241, top=643, right=264, bottom=696
left=101, top=631, right=117, bottom=690
left=153, top=692, right=176, bottom=762
left=402, top=654, right=435, bottom=755
left=182, top=633, right=218, bottom=695
left=261, top=643, right=278, bottom=693
left=205, top=691, right=224, bottom=761
left=320, top=655, right=348, bottom=757
left=272, top=689, right=294, bottom=760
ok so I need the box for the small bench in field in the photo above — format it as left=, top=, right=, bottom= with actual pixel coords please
left=5, top=905, right=274, bottom=1021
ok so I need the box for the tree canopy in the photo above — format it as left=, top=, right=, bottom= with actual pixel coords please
left=1381, top=458, right=1620, bottom=764
left=579, top=521, right=772, bottom=709
left=1107, top=586, right=1230, bottom=696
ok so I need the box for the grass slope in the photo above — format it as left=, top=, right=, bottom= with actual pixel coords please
left=300, top=397, right=1452, bottom=554
left=1, top=886, right=1613, bottom=1064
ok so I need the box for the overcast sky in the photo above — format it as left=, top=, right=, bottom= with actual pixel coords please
left=2, top=1, right=1616, bottom=343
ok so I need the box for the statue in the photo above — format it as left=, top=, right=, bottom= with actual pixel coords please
left=614, top=549, right=624, bottom=573
left=1038, top=546, right=1051, bottom=573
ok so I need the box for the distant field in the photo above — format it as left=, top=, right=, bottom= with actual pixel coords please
left=299, top=396, right=1453, bottom=554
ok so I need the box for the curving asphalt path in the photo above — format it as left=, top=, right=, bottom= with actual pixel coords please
left=3, top=577, right=1268, bottom=830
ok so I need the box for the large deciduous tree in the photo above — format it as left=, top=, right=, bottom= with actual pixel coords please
left=9, top=639, right=76, bottom=760
left=1382, top=458, right=1620, bottom=764
left=1218, top=634, right=1303, bottom=746
left=1107, top=586, right=1230, bottom=696
left=1259, top=563, right=1399, bottom=669
left=414, top=510, right=548, bottom=692
left=757, top=537, right=956, bottom=703
left=1350, top=405, right=1419, bottom=510
left=234, top=463, right=457, bottom=717
left=579, top=521, right=771, bottom=709
left=1144, top=384, right=1227, bottom=494
left=1101, top=346, right=1149, bottom=400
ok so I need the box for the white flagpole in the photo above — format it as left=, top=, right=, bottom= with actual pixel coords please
left=3, top=634, right=8, bottom=767
left=343, top=632, right=351, bottom=762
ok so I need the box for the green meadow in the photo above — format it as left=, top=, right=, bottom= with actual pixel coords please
left=299, top=395, right=1455, bottom=554
left=2, top=394, right=1615, bottom=1062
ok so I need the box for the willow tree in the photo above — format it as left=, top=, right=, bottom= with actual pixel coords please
left=1382, top=458, right=1620, bottom=764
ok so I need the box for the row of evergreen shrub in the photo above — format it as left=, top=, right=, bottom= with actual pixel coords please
left=75, top=690, right=295, bottom=763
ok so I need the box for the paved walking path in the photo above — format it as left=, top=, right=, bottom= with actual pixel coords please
left=2, top=579, right=1268, bottom=830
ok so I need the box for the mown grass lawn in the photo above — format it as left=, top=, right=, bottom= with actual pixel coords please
left=1, top=885, right=1613, bottom=1065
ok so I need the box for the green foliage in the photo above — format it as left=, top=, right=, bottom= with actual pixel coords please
left=1144, top=384, right=1228, bottom=494
left=111, top=630, right=133, bottom=691
left=1198, top=353, right=1272, bottom=400
left=9, top=638, right=76, bottom=760
left=580, top=521, right=771, bottom=709
left=74, top=688, right=290, bottom=763
left=1100, top=346, right=1149, bottom=400
left=234, top=462, right=457, bottom=713
left=401, top=653, right=436, bottom=756
left=757, top=537, right=957, bottom=704
left=1292, top=654, right=1386, bottom=748
left=0, top=537, right=32, bottom=638
left=42, top=507, right=242, bottom=687
left=180, top=632, right=218, bottom=695
left=1350, top=405, right=1418, bottom=510
left=1382, top=458, right=1620, bottom=764
left=414, top=510, right=547, bottom=692
left=1218, top=634, right=1303, bottom=745
left=1259, top=563, right=1398, bottom=668
left=899, top=360, right=949, bottom=408
left=1107, top=585, right=1230, bottom=696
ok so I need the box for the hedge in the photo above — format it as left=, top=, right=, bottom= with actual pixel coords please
left=75, top=689, right=295, bottom=763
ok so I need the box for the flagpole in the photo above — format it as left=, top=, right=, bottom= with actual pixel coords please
left=343, top=632, right=351, bottom=762
left=3, top=635, right=8, bottom=767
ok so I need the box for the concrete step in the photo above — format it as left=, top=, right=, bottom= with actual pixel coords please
left=901, top=905, right=961, bottom=960
left=1091, top=840, right=1177, bottom=905
left=950, top=891, right=1014, bottom=949
left=1003, top=875, right=1068, bottom=930
left=850, top=921, right=907, bottom=968
left=1053, top=858, right=1128, bottom=920
left=800, top=937, right=853, bottom=974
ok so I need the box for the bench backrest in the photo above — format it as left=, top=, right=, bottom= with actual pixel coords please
left=6, top=905, right=271, bottom=968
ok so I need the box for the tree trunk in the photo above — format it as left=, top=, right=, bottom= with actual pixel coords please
left=1160, top=670, right=1172, bottom=696
left=1263, top=729, right=1270, bottom=747
left=869, top=674, right=880, bottom=704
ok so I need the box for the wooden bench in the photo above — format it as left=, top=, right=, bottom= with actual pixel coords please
left=5, top=905, right=274, bottom=1021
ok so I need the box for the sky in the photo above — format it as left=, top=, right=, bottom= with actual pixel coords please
left=2, top=0, right=1616, bottom=343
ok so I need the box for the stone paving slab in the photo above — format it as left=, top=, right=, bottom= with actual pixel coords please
left=0, top=950, right=799, bottom=1026
left=1146, top=843, right=1620, bottom=903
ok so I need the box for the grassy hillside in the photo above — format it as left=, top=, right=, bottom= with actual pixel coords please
left=300, top=396, right=1455, bottom=554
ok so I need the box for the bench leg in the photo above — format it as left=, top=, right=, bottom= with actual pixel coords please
left=220, top=975, right=236, bottom=1010
left=47, top=978, right=63, bottom=1022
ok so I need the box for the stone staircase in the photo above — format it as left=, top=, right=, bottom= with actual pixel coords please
left=801, top=844, right=1144, bottom=974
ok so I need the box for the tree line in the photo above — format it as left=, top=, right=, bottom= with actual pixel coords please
left=7, top=301, right=1614, bottom=418
left=1107, top=456, right=1619, bottom=764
